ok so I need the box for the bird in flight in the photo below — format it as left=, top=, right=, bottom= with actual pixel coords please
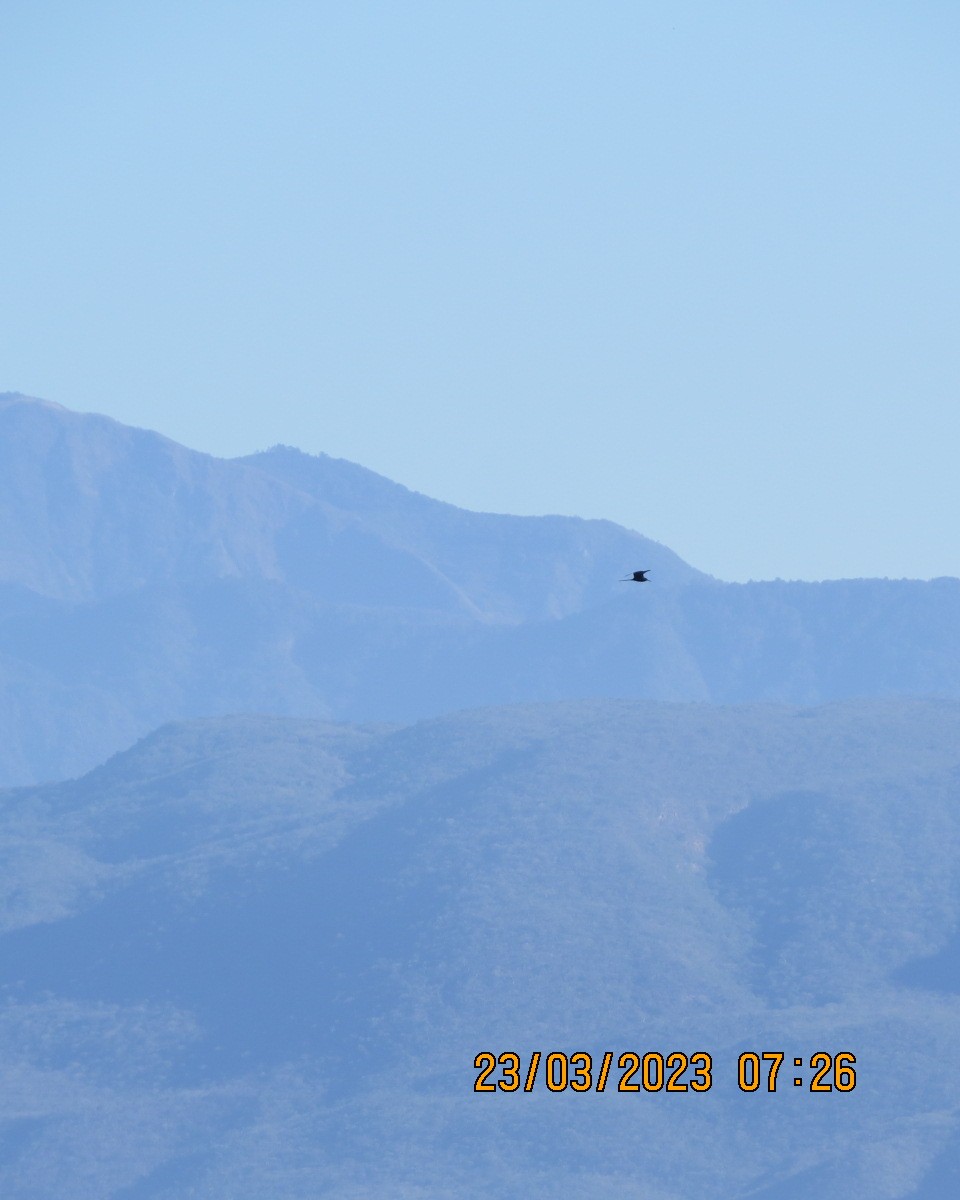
left=621, top=570, right=651, bottom=583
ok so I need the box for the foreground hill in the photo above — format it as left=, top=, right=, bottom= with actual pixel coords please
left=1, top=392, right=959, bottom=785
left=0, top=699, right=958, bottom=1197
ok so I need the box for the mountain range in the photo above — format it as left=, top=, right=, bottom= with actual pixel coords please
left=1, top=699, right=959, bottom=1197
left=3, top=392, right=960, bottom=1196
left=1, top=391, right=958, bottom=787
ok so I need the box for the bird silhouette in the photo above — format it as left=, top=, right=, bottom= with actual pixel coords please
left=621, top=570, right=651, bottom=583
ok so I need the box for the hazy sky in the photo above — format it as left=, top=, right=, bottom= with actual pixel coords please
left=2, top=1, right=958, bottom=582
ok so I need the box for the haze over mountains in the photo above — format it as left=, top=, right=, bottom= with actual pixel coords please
left=3, top=392, right=960, bottom=1196
left=1, top=392, right=958, bottom=786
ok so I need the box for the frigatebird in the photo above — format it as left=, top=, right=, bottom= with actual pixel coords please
left=621, top=570, right=651, bottom=583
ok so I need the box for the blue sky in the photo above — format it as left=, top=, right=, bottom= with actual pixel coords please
left=2, top=1, right=958, bottom=582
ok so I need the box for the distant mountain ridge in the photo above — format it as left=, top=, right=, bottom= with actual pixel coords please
left=0, top=392, right=696, bottom=616
left=1, top=391, right=959, bottom=785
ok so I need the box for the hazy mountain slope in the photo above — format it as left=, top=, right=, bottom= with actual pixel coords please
left=0, top=699, right=959, bottom=1198
left=0, top=394, right=299, bottom=603
left=367, top=577, right=960, bottom=714
left=0, top=393, right=698, bottom=784
left=2, top=392, right=960, bottom=788
left=675, top=576, right=960, bottom=702
left=0, top=393, right=688, bottom=617
left=240, top=443, right=703, bottom=620
left=6, top=569, right=960, bottom=789
left=0, top=393, right=487, bottom=617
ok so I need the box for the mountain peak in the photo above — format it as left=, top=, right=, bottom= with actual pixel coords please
left=0, top=390, right=69, bottom=412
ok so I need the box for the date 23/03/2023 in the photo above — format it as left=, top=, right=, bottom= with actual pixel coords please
left=474, top=1051, right=857, bottom=1094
